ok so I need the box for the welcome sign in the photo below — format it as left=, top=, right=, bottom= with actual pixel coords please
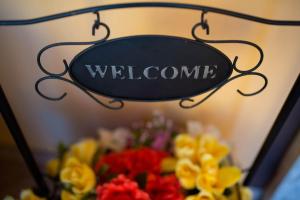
left=69, top=35, right=233, bottom=101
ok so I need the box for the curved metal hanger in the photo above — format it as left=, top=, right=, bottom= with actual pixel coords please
left=0, top=2, right=300, bottom=26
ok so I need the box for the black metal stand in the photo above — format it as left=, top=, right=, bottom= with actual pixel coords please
left=0, top=1, right=300, bottom=192
left=245, top=75, right=300, bottom=187
left=0, top=86, right=49, bottom=195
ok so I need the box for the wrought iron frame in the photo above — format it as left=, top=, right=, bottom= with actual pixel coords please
left=1, top=2, right=299, bottom=109
left=33, top=10, right=267, bottom=109
left=1, top=2, right=300, bottom=196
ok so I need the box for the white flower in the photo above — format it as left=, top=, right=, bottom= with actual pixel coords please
left=98, top=128, right=131, bottom=152
left=205, top=124, right=221, bottom=139
left=187, top=121, right=221, bottom=139
left=186, top=120, right=204, bottom=137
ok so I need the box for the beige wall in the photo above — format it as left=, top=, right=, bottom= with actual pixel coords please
left=0, top=0, right=299, bottom=170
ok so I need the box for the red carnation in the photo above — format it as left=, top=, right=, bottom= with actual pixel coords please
left=146, top=174, right=184, bottom=200
left=95, top=147, right=167, bottom=180
left=96, top=174, right=150, bottom=200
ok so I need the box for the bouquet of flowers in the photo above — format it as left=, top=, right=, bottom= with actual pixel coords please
left=6, top=112, right=252, bottom=200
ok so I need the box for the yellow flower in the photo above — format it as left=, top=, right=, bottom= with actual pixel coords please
left=161, top=157, right=177, bottom=173
left=198, top=154, right=219, bottom=187
left=197, top=135, right=229, bottom=162
left=229, top=187, right=252, bottom=200
left=65, top=138, right=98, bottom=166
left=185, top=190, right=215, bottom=200
left=200, top=154, right=219, bottom=173
left=60, top=157, right=96, bottom=195
left=46, top=159, right=60, bottom=177
left=185, top=191, right=229, bottom=200
left=196, top=166, right=241, bottom=194
left=175, top=134, right=197, bottom=159
left=20, top=189, right=46, bottom=200
left=61, top=190, right=82, bottom=200
left=175, top=158, right=200, bottom=189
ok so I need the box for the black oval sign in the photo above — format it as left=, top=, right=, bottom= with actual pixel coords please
left=69, top=35, right=233, bottom=101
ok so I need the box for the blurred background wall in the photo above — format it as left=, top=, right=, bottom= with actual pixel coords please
left=0, top=0, right=299, bottom=174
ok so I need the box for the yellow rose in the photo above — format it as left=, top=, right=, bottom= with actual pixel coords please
left=46, top=159, right=60, bottom=177
left=60, top=157, right=96, bottom=195
left=161, top=157, right=177, bottom=173
left=175, top=134, right=197, bottom=159
left=185, top=190, right=215, bottom=200
left=175, top=158, right=200, bottom=189
left=197, top=135, right=229, bottom=162
left=65, top=138, right=98, bottom=166
left=196, top=166, right=241, bottom=194
left=61, top=190, right=82, bottom=200
left=20, top=189, right=46, bottom=200
left=200, top=154, right=219, bottom=173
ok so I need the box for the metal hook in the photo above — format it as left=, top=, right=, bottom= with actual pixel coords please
left=37, top=22, right=110, bottom=76
left=36, top=17, right=112, bottom=109
left=192, top=24, right=264, bottom=73
left=200, top=11, right=210, bottom=35
left=92, top=12, right=101, bottom=36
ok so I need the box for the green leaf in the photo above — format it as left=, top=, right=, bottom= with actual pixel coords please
left=142, top=140, right=150, bottom=147
left=81, top=190, right=97, bottom=200
left=171, top=131, right=178, bottom=138
left=97, top=164, right=109, bottom=176
left=223, top=188, right=233, bottom=196
left=92, top=147, right=102, bottom=167
left=106, top=173, right=117, bottom=182
left=61, top=182, right=74, bottom=194
left=135, top=172, right=147, bottom=189
left=57, top=142, right=68, bottom=160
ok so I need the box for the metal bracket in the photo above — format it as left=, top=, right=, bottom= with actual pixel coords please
left=179, top=22, right=267, bottom=109
left=35, top=14, right=124, bottom=110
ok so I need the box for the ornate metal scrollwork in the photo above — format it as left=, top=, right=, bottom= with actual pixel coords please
left=35, top=13, right=124, bottom=110
left=0, top=2, right=294, bottom=110
left=35, top=11, right=267, bottom=110
left=179, top=14, right=268, bottom=109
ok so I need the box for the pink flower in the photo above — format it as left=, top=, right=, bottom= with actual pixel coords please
left=151, top=131, right=171, bottom=150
